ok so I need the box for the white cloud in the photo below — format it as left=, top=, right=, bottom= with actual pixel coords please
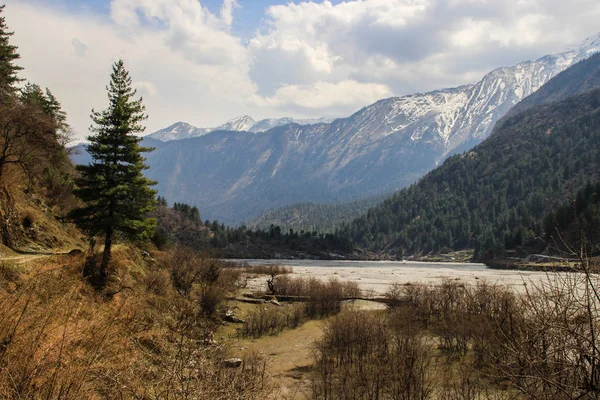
left=250, top=0, right=600, bottom=95
left=3, top=0, right=600, bottom=142
left=256, top=80, right=392, bottom=112
left=5, top=0, right=257, bottom=141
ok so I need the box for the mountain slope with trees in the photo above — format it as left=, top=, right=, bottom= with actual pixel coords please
left=245, top=194, right=387, bottom=234
left=342, top=80, right=600, bottom=259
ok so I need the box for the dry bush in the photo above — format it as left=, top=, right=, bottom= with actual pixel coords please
left=167, top=247, right=241, bottom=319
left=312, top=309, right=434, bottom=400
left=271, top=274, right=308, bottom=296
left=272, top=275, right=361, bottom=318
left=480, top=264, right=600, bottom=400
left=0, top=261, right=22, bottom=289
left=239, top=304, right=305, bottom=338
left=144, top=267, right=171, bottom=297
left=0, top=248, right=272, bottom=399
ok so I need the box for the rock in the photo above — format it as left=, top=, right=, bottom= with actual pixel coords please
left=235, top=297, right=266, bottom=305
left=223, top=358, right=243, bottom=368
left=224, top=310, right=245, bottom=324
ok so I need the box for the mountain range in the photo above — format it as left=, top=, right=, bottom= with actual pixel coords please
left=72, top=33, right=600, bottom=225
left=147, top=116, right=333, bottom=141
left=341, top=52, right=600, bottom=258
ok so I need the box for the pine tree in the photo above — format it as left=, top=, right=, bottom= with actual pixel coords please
left=71, top=60, right=157, bottom=281
left=0, top=5, right=23, bottom=101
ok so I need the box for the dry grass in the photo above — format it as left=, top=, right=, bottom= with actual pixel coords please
left=0, top=245, right=272, bottom=399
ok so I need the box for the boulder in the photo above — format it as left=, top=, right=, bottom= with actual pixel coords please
left=223, top=358, right=243, bottom=368
left=224, top=310, right=245, bottom=324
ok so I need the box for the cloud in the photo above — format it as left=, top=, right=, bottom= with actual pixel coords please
left=250, top=0, right=600, bottom=96
left=71, top=38, right=88, bottom=57
left=256, top=80, right=392, bottom=114
left=5, top=0, right=257, bottom=141
left=3, top=0, right=600, bottom=142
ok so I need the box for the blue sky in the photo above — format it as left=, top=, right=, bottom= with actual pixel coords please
left=4, top=0, right=600, bottom=141
left=40, top=0, right=346, bottom=39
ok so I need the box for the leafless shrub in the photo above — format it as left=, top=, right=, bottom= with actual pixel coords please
left=0, top=262, right=22, bottom=288
left=312, top=309, right=434, bottom=400
left=239, top=304, right=305, bottom=338
left=144, top=268, right=171, bottom=296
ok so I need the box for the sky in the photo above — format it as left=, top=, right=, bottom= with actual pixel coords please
left=4, top=0, right=600, bottom=142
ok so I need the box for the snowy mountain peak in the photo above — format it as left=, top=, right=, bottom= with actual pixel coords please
left=217, top=115, right=256, bottom=132
left=574, top=32, right=600, bottom=54
left=147, top=122, right=210, bottom=142
left=148, top=115, right=334, bottom=141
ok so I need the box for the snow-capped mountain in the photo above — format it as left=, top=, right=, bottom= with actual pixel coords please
left=148, top=116, right=334, bottom=141
left=148, top=122, right=211, bottom=142
left=93, top=33, right=600, bottom=224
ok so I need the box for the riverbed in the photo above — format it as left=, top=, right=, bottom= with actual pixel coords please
left=234, top=259, right=564, bottom=295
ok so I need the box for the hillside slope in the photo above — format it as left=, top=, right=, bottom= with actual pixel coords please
left=341, top=87, right=600, bottom=258
left=246, top=195, right=387, bottom=234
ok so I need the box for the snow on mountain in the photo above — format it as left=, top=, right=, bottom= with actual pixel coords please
left=139, top=33, right=600, bottom=224
left=249, top=117, right=333, bottom=133
left=216, top=115, right=256, bottom=132
left=147, top=122, right=210, bottom=142
left=148, top=116, right=334, bottom=141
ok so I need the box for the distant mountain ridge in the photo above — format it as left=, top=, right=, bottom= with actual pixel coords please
left=147, top=116, right=334, bottom=141
left=73, top=33, right=600, bottom=225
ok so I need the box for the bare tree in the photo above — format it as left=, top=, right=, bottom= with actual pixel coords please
left=0, top=101, right=59, bottom=181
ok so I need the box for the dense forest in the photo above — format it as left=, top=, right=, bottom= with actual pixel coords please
left=341, top=88, right=600, bottom=259
left=543, top=181, right=600, bottom=253
left=246, top=194, right=386, bottom=234
left=154, top=198, right=353, bottom=258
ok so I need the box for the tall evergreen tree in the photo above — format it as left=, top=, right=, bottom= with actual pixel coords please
left=0, top=5, right=23, bottom=101
left=71, top=60, right=157, bottom=280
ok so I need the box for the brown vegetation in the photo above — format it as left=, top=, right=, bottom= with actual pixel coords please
left=310, top=252, right=600, bottom=399
left=0, top=246, right=271, bottom=399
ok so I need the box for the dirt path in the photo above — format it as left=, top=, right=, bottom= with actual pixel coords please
left=234, top=320, right=326, bottom=399
left=0, top=254, right=56, bottom=264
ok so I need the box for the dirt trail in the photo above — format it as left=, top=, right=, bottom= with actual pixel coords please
left=0, top=253, right=59, bottom=265
left=235, top=320, right=325, bottom=400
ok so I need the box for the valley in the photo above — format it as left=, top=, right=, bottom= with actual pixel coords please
left=2, top=2, right=600, bottom=399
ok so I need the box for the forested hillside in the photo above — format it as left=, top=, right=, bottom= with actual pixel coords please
left=342, top=88, right=600, bottom=259
left=543, top=181, right=600, bottom=253
left=246, top=194, right=386, bottom=234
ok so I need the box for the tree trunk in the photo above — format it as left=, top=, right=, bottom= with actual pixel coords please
left=100, top=226, right=112, bottom=278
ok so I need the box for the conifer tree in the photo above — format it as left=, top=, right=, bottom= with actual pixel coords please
left=0, top=5, right=23, bottom=101
left=71, top=60, right=157, bottom=280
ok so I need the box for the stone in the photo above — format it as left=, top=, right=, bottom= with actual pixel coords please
left=223, top=358, right=243, bottom=368
left=224, top=310, right=245, bottom=324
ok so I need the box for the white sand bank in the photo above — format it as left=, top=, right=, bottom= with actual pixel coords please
left=238, top=259, right=563, bottom=295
